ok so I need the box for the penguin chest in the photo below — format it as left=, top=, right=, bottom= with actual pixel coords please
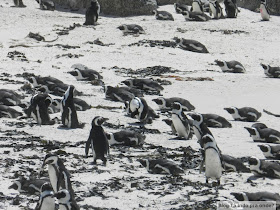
left=41, top=196, right=55, bottom=210
left=172, top=114, right=188, bottom=138
left=260, top=5, right=269, bottom=20
left=48, top=165, right=59, bottom=192
left=205, top=149, right=222, bottom=178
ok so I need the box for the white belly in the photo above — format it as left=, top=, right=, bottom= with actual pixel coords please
left=41, top=197, right=55, bottom=210
left=205, top=149, right=222, bottom=179
left=172, top=114, right=188, bottom=138
left=48, top=165, right=58, bottom=192
left=260, top=5, right=270, bottom=20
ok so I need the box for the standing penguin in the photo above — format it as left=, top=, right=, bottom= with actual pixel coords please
left=201, top=134, right=222, bottom=185
left=25, top=94, right=54, bottom=125
left=224, top=0, right=239, bottom=18
left=13, top=0, right=26, bottom=7
left=35, top=183, right=55, bottom=210
left=62, top=85, right=82, bottom=128
left=260, top=0, right=270, bottom=21
left=84, top=0, right=100, bottom=25
left=171, top=102, right=193, bottom=140
left=40, top=154, right=79, bottom=209
left=85, top=116, right=109, bottom=165
left=209, top=0, right=224, bottom=19
left=55, top=189, right=79, bottom=210
left=191, top=0, right=204, bottom=13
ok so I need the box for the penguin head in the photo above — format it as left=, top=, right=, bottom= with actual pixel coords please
left=258, top=144, right=270, bottom=153
left=260, top=63, right=269, bottom=71
left=248, top=156, right=260, bottom=166
left=214, top=59, right=225, bottom=67
left=231, top=192, right=247, bottom=201
left=121, top=79, right=132, bottom=87
left=244, top=127, right=257, bottom=136
left=68, top=70, right=79, bottom=77
left=40, top=182, right=53, bottom=193
left=224, top=107, right=237, bottom=114
left=152, top=97, right=165, bottom=107
left=252, top=122, right=267, bottom=130
left=27, top=76, right=39, bottom=87
left=52, top=98, right=62, bottom=107
left=92, top=116, right=108, bottom=126
left=172, top=102, right=182, bottom=113
left=138, top=159, right=149, bottom=170
left=187, top=112, right=203, bottom=125
left=152, top=10, right=158, bottom=15
left=42, top=154, right=59, bottom=167
left=8, top=181, right=22, bottom=191
left=201, top=134, right=216, bottom=149
left=117, top=25, right=126, bottom=31
left=129, top=97, right=141, bottom=113
left=173, top=37, right=181, bottom=44
left=54, top=189, right=71, bottom=204
left=44, top=95, right=53, bottom=107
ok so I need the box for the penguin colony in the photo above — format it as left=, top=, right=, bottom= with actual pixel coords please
left=3, top=0, right=280, bottom=209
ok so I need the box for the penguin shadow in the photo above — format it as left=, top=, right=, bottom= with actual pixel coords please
left=57, top=122, right=85, bottom=130
left=169, top=136, right=188, bottom=141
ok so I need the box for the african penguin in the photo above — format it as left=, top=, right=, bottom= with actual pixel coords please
left=244, top=125, right=280, bottom=143
left=50, top=98, right=91, bottom=113
left=117, top=24, right=145, bottom=35
left=187, top=112, right=214, bottom=147
left=138, top=159, right=184, bottom=176
left=54, top=189, right=79, bottom=210
left=224, top=106, right=262, bottom=122
left=171, top=102, right=193, bottom=140
left=182, top=10, right=211, bottom=21
left=260, top=0, right=270, bottom=21
left=215, top=60, right=246, bottom=73
left=61, top=85, right=82, bottom=128
left=36, top=0, right=55, bottom=11
left=222, top=154, right=250, bottom=173
left=248, top=156, right=280, bottom=178
left=104, top=86, right=135, bottom=102
left=231, top=191, right=280, bottom=203
left=106, top=130, right=146, bottom=146
left=9, top=177, right=50, bottom=195
left=84, top=0, right=100, bottom=25
left=25, top=94, right=54, bottom=125
left=152, top=97, right=195, bottom=111
left=41, top=154, right=79, bottom=208
left=261, top=64, right=280, bottom=78
left=34, top=183, right=55, bottom=210
left=153, top=10, right=174, bottom=21
left=128, top=97, right=153, bottom=124
left=258, top=144, right=280, bottom=159
left=191, top=0, right=204, bottom=13
left=209, top=0, right=224, bottom=19
left=162, top=118, right=177, bottom=135
left=201, top=113, right=232, bottom=128
left=68, top=68, right=103, bottom=81
left=27, top=76, right=63, bottom=88
left=201, top=134, right=222, bottom=185
left=173, top=37, right=209, bottom=53
left=85, top=116, right=109, bottom=165
left=0, top=105, right=22, bottom=118
left=13, top=0, right=26, bottom=7
left=224, top=0, right=239, bottom=18
left=0, top=89, right=22, bottom=106
left=174, top=3, right=189, bottom=14
left=122, top=78, right=164, bottom=93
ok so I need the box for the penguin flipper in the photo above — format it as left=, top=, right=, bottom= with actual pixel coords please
left=85, top=137, right=92, bottom=157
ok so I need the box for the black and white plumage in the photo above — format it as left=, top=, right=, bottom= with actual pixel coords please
left=258, top=144, right=280, bottom=159
left=244, top=125, right=280, bottom=143
left=209, top=0, right=224, bottom=19
left=153, top=10, right=174, bottom=21
left=201, top=113, right=232, bottom=128
left=182, top=10, right=211, bottom=21
left=224, top=107, right=262, bottom=122
left=215, top=60, right=246, bottom=73
left=69, top=63, right=103, bottom=80
left=0, top=105, right=22, bottom=118
left=122, top=78, right=164, bottom=93
left=61, top=85, right=82, bottom=128
left=152, top=97, right=195, bottom=111
left=55, top=189, right=79, bottom=210
left=231, top=191, right=280, bottom=203
left=13, top=0, right=26, bottom=7
left=187, top=112, right=214, bottom=147
left=38, top=83, right=81, bottom=97
left=139, top=159, right=184, bottom=176
left=41, top=154, right=79, bottom=209
left=36, top=0, right=55, bottom=11
left=222, top=154, right=250, bottom=173
left=248, top=156, right=280, bottom=178
left=191, top=0, right=204, bottom=13
left=162, top=119, right=177, bottom=135
left=201, top=134, right=222, bottom=185
left=174, top=3, right=189, bottom=14
left=117, top=24, right=145, bottom=35
left=260, top=0, right=270, bottom=21
left=174, top=37, right=209, bottom=53
left=84, top=0, right=100, bottom=25
left=0, top=89, right=23, bottom=106
left=25, top=94, right=54, bottom=125
left=224, top=0, right=238, bottom=18
left=85, top=116, right=109, bottom=165
left=8, top=177, right=50, bottom=195
left=104, top=86, right=135, bottom=102
left=171, top=102, right=192, bottom=140
left=49, top=98, right=91, bottom=113
left=35, top=183, right=55, bottom=210
left=106, top=130, right=146, bottom=146
left=261, top=64, right=280, bottom=78
left=27, top=76, right=64, bottom=88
